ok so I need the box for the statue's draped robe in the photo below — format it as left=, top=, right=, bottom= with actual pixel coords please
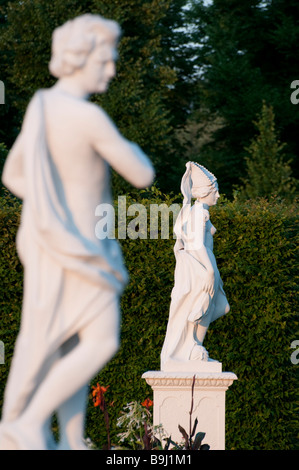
left=160, top=203, right=228, bottom=368
left=1, top=91, right=129, bottom=420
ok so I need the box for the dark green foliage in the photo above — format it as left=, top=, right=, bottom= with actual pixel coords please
left=206, top=196, right=299, bottom=449
left=185, top=0, right=299, bottom=195
left=240, top=102, right=297, bottom=201
left=90, top=0, right=178, bottom=189
left=0, top=143, right=8, bottom=196
left=1, top=0, right=299, bottom=197
left=0, top=191, right=22, bottom=390
left=0, top=190, right=298, bottom=449
left=0, top=0, right=188, bottom=193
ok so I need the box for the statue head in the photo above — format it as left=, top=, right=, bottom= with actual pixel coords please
left=181, top=161, right=219, bottom=206
left=49, top=14, right=121, bottom=79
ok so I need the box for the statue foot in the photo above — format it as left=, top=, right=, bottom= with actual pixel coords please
left=189, top=344, right=209, bottom=361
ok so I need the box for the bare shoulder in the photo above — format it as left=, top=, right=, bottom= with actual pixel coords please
left=81, top=101, right=121, bottom=140
left=192, top=202, right=210, bottom=221
left=81, top=101, right=112, bottom=124
left=44, top=88, right=113, bottom=125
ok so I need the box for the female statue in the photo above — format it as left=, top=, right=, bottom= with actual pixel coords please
left=0, top=14, right=154, bottom=449
left=161, top=161, right=229, bottom=370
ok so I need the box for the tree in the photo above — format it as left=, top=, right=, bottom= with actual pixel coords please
left=185, top=0, right=299, bottom=196
left=0, top=0, right=193, bottom=194
left=240, top=101, right=297, bottom=200
left=91, top=0, right=177, bottom=193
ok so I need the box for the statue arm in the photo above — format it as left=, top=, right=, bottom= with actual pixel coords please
left=194, top=245, right=215, bottom=296
left=2, top=131, right=26, bottom=199
left=89, top=105, right=155, bottom=188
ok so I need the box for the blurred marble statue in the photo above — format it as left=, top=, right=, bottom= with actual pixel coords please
left=161, top=162, right=229, bottom=371
left=0, top=14, right=154, bottom=450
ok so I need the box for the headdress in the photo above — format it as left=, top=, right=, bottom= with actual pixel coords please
left=181, top=161, right=217, bottom=204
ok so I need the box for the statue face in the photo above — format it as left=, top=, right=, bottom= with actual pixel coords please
left=79, top=41, right=118, bottom=94
left=203, top=185, right=220, bottom=207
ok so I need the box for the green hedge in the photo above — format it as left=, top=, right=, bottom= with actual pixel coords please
left=0, top=188, right=298, bottom=450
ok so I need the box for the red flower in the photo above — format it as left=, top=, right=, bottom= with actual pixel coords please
left=92, top=383, right=109, bottom=410
left=141, top=398, right=153, bottom=409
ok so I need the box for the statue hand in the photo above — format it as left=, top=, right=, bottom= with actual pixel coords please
left=202, top=270, right=215, bottom=297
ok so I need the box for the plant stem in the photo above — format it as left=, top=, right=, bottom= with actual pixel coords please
left=189, top=375, right=196, bottom=448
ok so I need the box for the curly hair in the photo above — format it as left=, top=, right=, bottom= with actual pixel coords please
left=49, top=14, right=121, bottom=78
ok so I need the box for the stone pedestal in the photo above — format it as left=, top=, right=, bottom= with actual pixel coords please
left=142, top=366, right=237, bottom=450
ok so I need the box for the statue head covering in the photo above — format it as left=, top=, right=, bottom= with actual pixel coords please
left=181, top=161, right=217, bottom=204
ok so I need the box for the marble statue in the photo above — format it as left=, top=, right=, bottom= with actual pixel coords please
left=160, top=161, right=230, bottom=371
left=0, top=14, right=154, bottom=450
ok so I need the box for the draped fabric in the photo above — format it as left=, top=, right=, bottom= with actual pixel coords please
left=160, top=203, right=227, bottom=368
left=20, top=91, right=128, bottom=292
left=1, top=90, right=128, bottom=421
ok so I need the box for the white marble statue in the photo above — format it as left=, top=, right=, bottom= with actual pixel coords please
left=160, top=161, right=230, bottom=371
left=0, top=14, right=154, bottom=450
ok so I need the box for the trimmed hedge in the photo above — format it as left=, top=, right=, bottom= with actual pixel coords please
left=0, top=188, right=298, bottom=450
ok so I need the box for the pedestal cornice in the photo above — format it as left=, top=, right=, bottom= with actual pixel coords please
left=142, top=370, right=237, bottom=390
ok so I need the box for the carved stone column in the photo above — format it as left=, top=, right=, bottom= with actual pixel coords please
left=142, top=369, right=237, bottom=450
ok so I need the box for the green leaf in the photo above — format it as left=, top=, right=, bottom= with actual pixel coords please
left=192, top=432, right=206, bottom=450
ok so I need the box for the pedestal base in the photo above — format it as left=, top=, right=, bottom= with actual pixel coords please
left=142, top=368, right=237, bottom=450
left=162, top=358, right=222, bottom=373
